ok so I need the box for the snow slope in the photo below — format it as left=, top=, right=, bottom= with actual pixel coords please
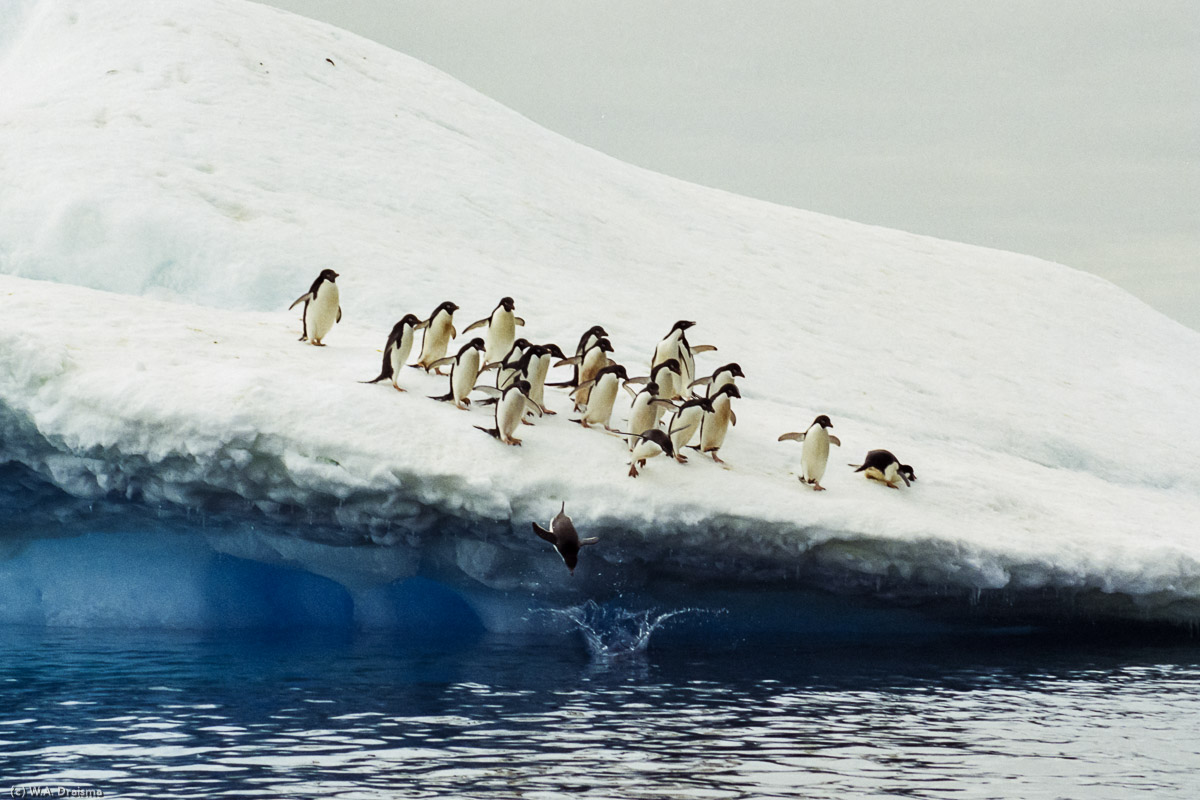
left=1, top=0, right=1199, bottom=628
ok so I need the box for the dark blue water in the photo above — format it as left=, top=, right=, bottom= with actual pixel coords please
left=3, top=624, right=1199, bottom=799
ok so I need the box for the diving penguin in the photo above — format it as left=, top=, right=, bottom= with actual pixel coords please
left=850, top=449, right=917, bottom=489
left=532, top=502, right=599, bottom=575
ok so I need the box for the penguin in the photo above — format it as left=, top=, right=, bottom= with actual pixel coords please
left=625, top=359, right=682, bottom=424
left=850, top=450, right=917, bottom=489
left=427, top=338, right=486, bottom=409
left=625, top=381, right=676, bottom=450
left=463, top=296, right=526, bottom=365
left=556, top=337, right=613, bottom=411
left=689, top=362, right=745, bottom=398
left=532, top=502, right=599, bottom=575
left=474, top=379, right=542, bottom=446
left=524, top=342, right=566, bottom=415
left=547, top=325, right=608, bottom=388
left=651, top=320, right=716, bottom=400
left=491, top=338, right=532, bottom=391
left=625, top=429, right=677, bottom=478
left=413, top=301, right=459, bottom=373
left=288, top=269, right=342, bottom=345
left=571, top=364, right=629, bottom=430
left=697, top=383, right=741, bottom=464
left=778, top=415, right=841, bottom=491
left=361, top=314, right=422, bottom=391
left=664, top=396, right=714, bottom=463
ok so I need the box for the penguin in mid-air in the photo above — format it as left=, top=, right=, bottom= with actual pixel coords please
left=413, top=301, right=459, bottom=373
left=778, top=415, right=841, bottom=491
left=288, top=269, right=342, bottom=345
left=362, top=313, right=422, bottom=391
left=474, top=379, right=542, bottom=446
left=850, top=449, right=917, bottom=489
left=463, top=296, right=526, bottom=365
left=428, top=337, right=486, bottom=409
left=532, top=502, right=599, bottom=575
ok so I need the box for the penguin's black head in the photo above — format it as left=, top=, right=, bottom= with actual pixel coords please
left=654, top=358, right=682, bottom=376
left=670, top=320, right=696, bottom=333
left=397, top=313, right=422, bottom=329
left=720, top=362, right=745, bottom=379
left=900, top=465, right=917, bottom=483
left=559, top=545, right=580, bottom=574
left=605, top=364, right=630, bottom=381
left=597, top=338, right=614, bottom=353
left=639, top=428, right=674, bottom=456
left=465, top=337, right=486, bottom=351
left=435, top=300, right=459, bottom=315
left=644, top=381, right=660, bottom=396
left=514, top=379, right=532, bottom=394
left=513, top=337, right=531, bottom=351
left=498, top=296, right=516, bottom=311
left=713, top=383, right=741, bottom=400
left=543, top=343, right=566, bottom=359
left=680, top=396, right=715, bottom=412
left=813, top=414, right=833, bottom=429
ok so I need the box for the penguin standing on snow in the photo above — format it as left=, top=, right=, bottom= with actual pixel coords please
left=474, top=379, right=542, bottom=446
left=651, top=320, right=717, bottom=400
left=288, top=269, right=342, bottom=345
left=523, top=342, right=566, bottom=415
left=625, top=381, right=675, bottom=450
left=532, top=503, right=599, bottom=575
left=463, top=296, right=526, bottom=365
left=850, top=449, right=917, bottom=489
left=556, top=337, right=614, bottom=411
left=427, top=338, right=486, bottom=409
left=664, top=396, right=713, bottom=463
left=571, top=364, right=630, bottom=431
left=697, top=383, right=741, bottom=464
left=548, top=326, right=608, bottom=388
left=362, top=314, right=422, bottom=391
left=414, top=301, right=459, bottom=373
left=778, top=415, right=841, bottom=491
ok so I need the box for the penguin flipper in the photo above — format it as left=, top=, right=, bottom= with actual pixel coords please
left=730, top=409, right=737, bottom=426
left=828, top=434, right=841, bottom=447
left=692, top=344, right=718, bottom=354
left=428, top=392, right=454, bottom=402
left=472, top=385, right=502, bottom=399
left=688, top=376, right=713, bottom=389
left=523, top=399, right=546, bottom=418
left=569, top=379, right=596, bottom=399
left=514, top=316, right=526, bottom=326
left=532, top=522, right=556, bottom=545
left=450, top=325, right=457, bottom=338
left=288, top=292, right=313, bottom=311
left=553, top=356, right=582, bottom=368
left=463, top=318, right=487, bottom=333
left=474, top=426, right=501, bottom=440
left=580, top=537, right=600, bottom=547
left=778, top=432, right=805, bottom=442
left=336, top=306, right=342, bottom=323
left=427, top=356, right=456, bottom=369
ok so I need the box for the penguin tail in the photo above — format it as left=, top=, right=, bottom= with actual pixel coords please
left=473, top=426, right=501, bottom=440
left=544, top=379, right=578, bottom=387
left=428, top=392, right=454, bottom=402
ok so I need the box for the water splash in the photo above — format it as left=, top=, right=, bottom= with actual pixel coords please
left=545, top=599, right=718, bottom=659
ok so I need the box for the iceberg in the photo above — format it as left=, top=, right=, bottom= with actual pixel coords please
left=2, top=0, right=1199, bottom=633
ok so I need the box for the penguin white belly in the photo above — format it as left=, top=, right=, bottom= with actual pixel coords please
left=801, top=427, right=831, bottom=483
left=306, top=282, right=340, bottom=344
left=700, top=398, right=732, bottom=452
left=420, top=316, right=454, bottom=364
left=484, top=311, right=516, bottom=364
left=498, top=390, right=527, bottom=441
left=452, top=349, right=481, bottom=403
left=626, top=394, right=657, bottom=449
left=670, top=407, right=703, bottom=452
left=528, top=354, right=551, bottom=407
left=630, top=438, right=663, bottom=463
left=582, top=375, right=619, bottom=427
left=575, top=348, right=608, bottom=409
left=389, top=329, right=414, bottom=378
left=657, top=369, right=679, bottom=401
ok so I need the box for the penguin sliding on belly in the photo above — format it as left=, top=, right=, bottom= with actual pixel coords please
left=778, top=415, right=840, bottom=491
left=850, top=449, right=917, bottom=489
left=532, top=503, right=599, bottom=575
left=288, top=269, right=342, bottom=345
left=361, top=314, right=422, bottom=391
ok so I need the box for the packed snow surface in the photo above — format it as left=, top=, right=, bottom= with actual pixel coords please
left=2, top=0, right=1199, bottom=627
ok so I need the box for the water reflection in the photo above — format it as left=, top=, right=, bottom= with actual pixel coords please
left=1, top=627, right=1198, bottom=799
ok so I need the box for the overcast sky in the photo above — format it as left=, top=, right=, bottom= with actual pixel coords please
left=264, top=1, right=1199, bottom=331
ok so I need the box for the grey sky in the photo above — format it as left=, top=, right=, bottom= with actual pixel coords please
left=264, top=1, right=1199, bottom=331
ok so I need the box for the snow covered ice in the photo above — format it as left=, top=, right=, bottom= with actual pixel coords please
left=2, top=0, right=1199, bottom=632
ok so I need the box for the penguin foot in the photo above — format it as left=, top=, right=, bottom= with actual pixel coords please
left=297, top=335, right=308, bottom=342
left=886, top=482, right=900, bottom=490
left=521, top=418, right=535, bottom=426
left=393, top=385, right=406, bottom=392
left=710, top=452, right=725, bottom=464
left=628, top=465, right=639, bottom=478
left=812, top=484, right=827, bottom=492
left=455, top=402, right=470, bottom=410
left=674, top=454, right=688, bottom=463
left=311, top=341, right=326, bottom=347
left=542, top=408, right=557, bottom=416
